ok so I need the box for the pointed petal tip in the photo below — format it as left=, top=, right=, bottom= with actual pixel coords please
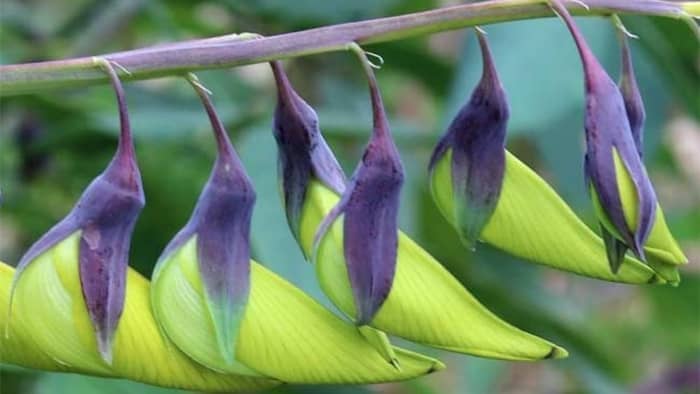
left=96, top=335, right=114, bottom=366
left=647, top=274, right=666, bottom=285
left=546, top=345, right=569, bottom=360
left=427, top=359, right=446, bottom=374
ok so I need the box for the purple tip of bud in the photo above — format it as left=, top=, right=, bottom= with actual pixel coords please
left=313, top=60, right=403, bottom=325
left=428, top=30, right=508, bottom=246
left=553, top=1, right=657, bottom=265
left=12, top=64, right=145, bottom=364
left=158, top=82, right=255, bottom=365
left=618, top=35, right=646, bottom=158
left=270, top=61, right=346, bottom=248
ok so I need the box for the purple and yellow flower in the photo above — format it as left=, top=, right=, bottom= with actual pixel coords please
left=9, top=60, right=145, bottom=364
left=550, top=0, right=686, bottom=282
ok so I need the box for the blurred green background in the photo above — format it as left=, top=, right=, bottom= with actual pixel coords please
left=0, top=0, right=698, bottom=393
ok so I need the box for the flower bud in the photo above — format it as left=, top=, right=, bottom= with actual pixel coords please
left=270, top=61, right=346, bottom=250
left=272, top=60, right=566, bottom=361
left=313, top=53, right=404, bottom=326
left=9, top=61, right=144, bottom=364
left=151, top=76, right=257, bottom=375
left=618, top=33, right=645, bottom=157
left=615, top=32, right=687, bottom=283
left=551, top=0, right=686, bottom=282
left=429, top=30, right=507, bottom=248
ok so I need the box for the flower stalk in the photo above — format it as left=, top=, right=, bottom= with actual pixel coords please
left=0, top=0, right=694, bottom=96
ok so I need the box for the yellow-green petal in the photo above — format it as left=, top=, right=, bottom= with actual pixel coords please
left=612, top=148, right=687, bottom=268
left=302, top=180, right=567, bottom=361
left=151, top=235, right=444, bottom=383
left=431, top=149, right=659, bottom=283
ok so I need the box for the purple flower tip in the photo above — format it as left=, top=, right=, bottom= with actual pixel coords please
left=270, top=61, right=346, bottom=249
left=428, top=30, right=508, bottom=246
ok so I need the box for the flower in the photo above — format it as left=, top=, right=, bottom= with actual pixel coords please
left=550, top=1, right=686, bottom=282
left=150, top=75, right=256, bottom=374
left=312, top=50, right=404, bottom=326
left=428, top=30, right=507, bottom=248
left=9, top=61, right=144, bottom=364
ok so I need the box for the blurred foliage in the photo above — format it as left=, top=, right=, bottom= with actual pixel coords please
left=0, top=0, right=698, bottom=393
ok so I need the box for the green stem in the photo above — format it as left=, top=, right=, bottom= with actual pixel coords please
left=0, top=0, right=691, bottom=96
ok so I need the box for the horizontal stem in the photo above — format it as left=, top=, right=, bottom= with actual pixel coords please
left=0, top=0, right=690, bottom=96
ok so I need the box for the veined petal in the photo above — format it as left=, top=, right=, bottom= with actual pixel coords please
left=611, top=149, right=686, bottom=284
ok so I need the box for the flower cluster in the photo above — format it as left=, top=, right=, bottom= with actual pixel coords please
left=3, top=3, right=688, bottom=389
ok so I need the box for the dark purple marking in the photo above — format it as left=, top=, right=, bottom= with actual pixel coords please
left=156, top=79, right=255, bottom=364
left=314, top=57, right=403, bottom=326
left=551, top=0, right=656, bottom=269
left=270, top=61, right=346, bottom=251
left=428, top=30, right=508, bottom=246
left=11, top=62, right=145, bottom=363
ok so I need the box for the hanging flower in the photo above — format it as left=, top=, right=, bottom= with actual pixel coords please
left=9, top=60, right=145, bottom=364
